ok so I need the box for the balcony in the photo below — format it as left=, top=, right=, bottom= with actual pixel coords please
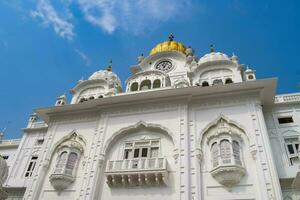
left=104, top=157, right=168, bottom=187
left=275, top=93, right=300, bottom=104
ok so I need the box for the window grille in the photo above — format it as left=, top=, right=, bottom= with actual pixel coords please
left=25, top=156, right=38, bottom=177
left=123, top=139, right=160, bottom=159
left=285, top=138, right=300, bottom=165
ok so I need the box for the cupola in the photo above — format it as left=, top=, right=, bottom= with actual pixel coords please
left=70, top=61, right=122, bottom=104
left=149, top=34, right=187, bottom=56
left=198, top=45, right=232, bottom=67
left=55, top=94, right=67, bottom=106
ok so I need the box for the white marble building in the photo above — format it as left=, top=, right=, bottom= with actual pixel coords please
left=0, top=36, right=300, bottom=200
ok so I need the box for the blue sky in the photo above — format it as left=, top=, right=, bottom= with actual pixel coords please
left=0, top=0, right=299, bottom=139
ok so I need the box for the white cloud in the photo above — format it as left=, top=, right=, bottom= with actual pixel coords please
left=77, top=0, right=191, bottom=35
left=78, top=0, right=116, bottom=34
left=74, top=48, right=91, bottom=66
left=30, top=0, right=192, bottom=38
left=30, top=0, right=74, bottom=40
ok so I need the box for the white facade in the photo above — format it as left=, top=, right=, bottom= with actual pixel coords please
left=0, top=37, right=300, bottom=200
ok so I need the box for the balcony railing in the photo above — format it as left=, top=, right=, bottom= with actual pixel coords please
left=105, top=157, right=168, bottom=187
left=0, top=139, right=21, bottom=147
left=275, top=93, right=300, bottom=104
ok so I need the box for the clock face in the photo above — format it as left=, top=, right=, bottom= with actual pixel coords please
left=155, top=61, right=173, bottom=72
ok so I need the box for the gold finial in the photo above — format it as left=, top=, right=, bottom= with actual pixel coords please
left=107, top=60, right=112, bottom=71
left=210, top=44, right=215, bottom=52
left=168, top=33, right=174, bottom=41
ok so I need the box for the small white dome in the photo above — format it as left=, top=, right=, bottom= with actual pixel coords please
left=88, top=70, right=121, bottom=86
left=198, top=52, right=231, bottom=66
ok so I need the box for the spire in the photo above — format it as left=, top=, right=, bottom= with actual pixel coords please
left=168, top=33, right=174, bottom=41
left=210, top=44, right=215, bottom=53
left=107, top=60, right=112, bottom=71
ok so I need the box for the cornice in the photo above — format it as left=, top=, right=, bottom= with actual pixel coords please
left=35, top=78, right=277, bottom=123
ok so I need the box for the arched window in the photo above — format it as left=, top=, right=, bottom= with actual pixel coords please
left=140, top=80, right=151, bottom=90
left=130, top=82, right=138, bottom=91
left=89, top=96, right=95, bottom=100
left=248, top=75, right=254, bottom=80
left=225, top=78, right=233, bottom=84
left=232, top=141, right=241, bottom=165
left=65, top=152, right=78, bottom=175
left=220, top=140, right=231, bottom=164
left=153, top=79, right=161, bottom=89
left=50, top=133, right=85, bottom=191
left=211, top=142, right=218, bottom=167
left=202, top=81, right=209, bottom=87
left=54, top=151, right=68, bottom=174
left=98, top=95, right=103, bottom=99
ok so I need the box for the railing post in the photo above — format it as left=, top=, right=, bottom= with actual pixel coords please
left=129, top=159, right=132, bottom=169
left=112, top=161, right=116, bottom=171
left=138, top=158, right=142, bottom=169
left=121, top=160, right=126, bottom=170
left=155, top=157, right=158, bottom=168
left=145, top=158, right=149, bottom=169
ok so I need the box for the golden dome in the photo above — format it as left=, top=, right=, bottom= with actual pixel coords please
left=150, top=35, right=186, bottom=55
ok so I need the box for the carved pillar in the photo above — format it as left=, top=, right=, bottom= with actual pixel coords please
left=254, top=102, right=283, bottom=199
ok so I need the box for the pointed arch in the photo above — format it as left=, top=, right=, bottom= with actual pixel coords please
left=103, top=121, right=177, bottom=155
left=49, top=130, right=86, bottom=162
left=198, top=114, right=248, bottom=147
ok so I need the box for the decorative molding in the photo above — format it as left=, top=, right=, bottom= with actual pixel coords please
left=49, top=174, right=75, bottom=191
left=210, top=165, right=246, bottom=188
left=198, top=114, right=248, bottom=147
left=173, top=78, right=190, bottom=88
left=103, top=120, right=177, bottom=155
left=51, top=113, right=98, bottom=123
left=195, top=148, right=203, bottom=162
left=102, top=103, right=180, bottom=117
left=249, top=144, right=257, bottom=160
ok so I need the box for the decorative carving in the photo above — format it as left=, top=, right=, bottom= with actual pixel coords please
left=173, top=78, right=190, bottom=88
left=49, top=131, right=85, bottom=192
left=105, top=157, right=168, bottom=187
left=49, top=174, right=75, bottom=191
left=210, top=165, right=246, bottom=188
left=199, top=115, right=248, bottom=188
left=249, top=144, right=257, bottom=160
left=195, top=148, right=203, bottom=162
left=103, top=121, right=178, bottom=155
left=173, top=148, right=179, bottom=162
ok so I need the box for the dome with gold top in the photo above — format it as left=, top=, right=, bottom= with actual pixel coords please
left=150, top=34, right=186, bottom=55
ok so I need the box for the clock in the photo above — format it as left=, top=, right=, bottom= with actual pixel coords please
left=155, top=60, right=173, bottom=72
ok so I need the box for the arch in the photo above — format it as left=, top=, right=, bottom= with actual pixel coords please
left=103, top=121, right=177, bottom=155
left=153, top=79, right=161, bottom=88
left=202, top=81, right=209, bottom=87
left=130, top=82, right=138, bottom=91
left=48, top=130, right=86, bottom=165
left=140, top=80, right=151, bottom=90
left=198, top=114, right=248, bottom=147
left=248, top=75, right=254, bottom=80
left=225, top=78, right=233, bottom=84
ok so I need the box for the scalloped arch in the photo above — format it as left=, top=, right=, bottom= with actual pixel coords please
left=198, top=114, right=248, bottom=146
left=103, top=121, right=177, bottom=155
left=48, top=130, right=86, bottom=162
